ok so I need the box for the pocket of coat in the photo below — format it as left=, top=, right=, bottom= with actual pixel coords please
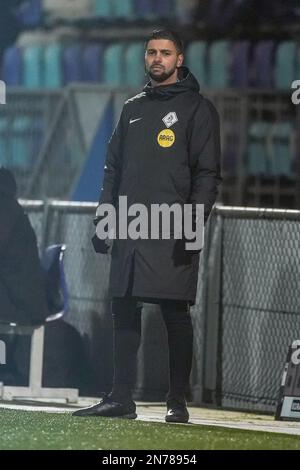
left=169, top=169, right=191, bottom=200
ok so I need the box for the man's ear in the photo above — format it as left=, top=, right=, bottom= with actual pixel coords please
left=177, top=54, right=184, bottom=68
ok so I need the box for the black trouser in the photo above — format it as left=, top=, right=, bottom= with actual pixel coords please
left=111, top=297, right=193, bottom=402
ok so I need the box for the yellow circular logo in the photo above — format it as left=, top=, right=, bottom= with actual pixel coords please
left=157, top=129, right=175, bottom=148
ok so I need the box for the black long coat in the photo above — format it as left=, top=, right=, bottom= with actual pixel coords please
left=98, top=67, right=221, bottom=305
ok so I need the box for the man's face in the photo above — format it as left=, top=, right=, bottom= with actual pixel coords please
left=145, top=39, right=183, bottom=85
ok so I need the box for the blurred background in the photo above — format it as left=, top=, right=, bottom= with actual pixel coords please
left=0, top=0, right=300, bottom=207
left=1, top=1, right=300, bottom=412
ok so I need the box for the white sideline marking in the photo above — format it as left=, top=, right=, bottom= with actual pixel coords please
left=0, top=402, right=300, bottom=435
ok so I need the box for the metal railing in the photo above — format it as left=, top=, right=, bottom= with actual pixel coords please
left=21, top=199, right=300, bottom=409
left=203, top=204, right=300, bottom=413
left=3, top=86, right=298, bottom=208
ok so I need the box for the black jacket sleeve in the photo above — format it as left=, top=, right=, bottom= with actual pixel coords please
left=188, top=98, right=222, bottom=224
left=98, top=107, right=127, bottom=207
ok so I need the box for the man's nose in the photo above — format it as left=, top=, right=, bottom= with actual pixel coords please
left=154, top=54, right=162, bottom=62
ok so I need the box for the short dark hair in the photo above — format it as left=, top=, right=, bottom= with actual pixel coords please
left=145, top=29, right=184, bottom=54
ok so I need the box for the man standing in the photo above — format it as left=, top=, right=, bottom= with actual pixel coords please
left=73, top=30, right=221, bottom=422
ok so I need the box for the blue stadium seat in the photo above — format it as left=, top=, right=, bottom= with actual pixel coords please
left=11, top=116, right=32, bottom=170
left=136, top=0, right=153, bottom=19
left=103, top=44, right=124, bottom=85
left=63, top=45, right=83, bottom=85
left=186, top=41, right=207, bottom=87
left=269, top=122, right=294, bottom=177
left=94, top=0, right=113, bottom=18
left=17, top=0, right=42, bottom=27
left=274, top=41, right=297, bottom=90
left=247, top=122, right=270, bottom=176
left=0, top=244, right=78, bottom=402
left=252, top=41, right=275, bottom=88
left=43, top=0, right=92, bottom=20
left=23, top=45, right=44, bottom=88
left=174, top=0, right=197, bottom=24
left=208, top=0, right=223, bottom=26
left=1, top=47, right=23, bottom=86
left=231, top=41, right=251, bottom=88
left=208, top=0, right=243, bottom=32
left=153, top=0, right=173, bottom=18
left=113, top=0, right=135, bottom=19
left=0, top=117, right=9, bottom=166
left=124, top=42, right=145, bottom=86
left=82, top=44, right=103, bottom=82
left=208, top=41, right=231, bottom=88
left=44, top=44, right=63, bottom=88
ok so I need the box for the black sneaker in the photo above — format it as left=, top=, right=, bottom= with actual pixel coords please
left=165, top=398, right=189, bottom=423
left=72, top=394, right=137, bottom=419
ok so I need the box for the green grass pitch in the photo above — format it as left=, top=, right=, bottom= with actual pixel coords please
left=0, top=409, right=299, bottom=450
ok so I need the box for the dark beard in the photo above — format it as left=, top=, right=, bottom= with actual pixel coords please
left=148, top=66, right=177, bottom=83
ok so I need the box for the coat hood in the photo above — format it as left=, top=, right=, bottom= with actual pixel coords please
left=144, top=66, right=200, bottom=100
left=0, top=167, right=17, bottom=198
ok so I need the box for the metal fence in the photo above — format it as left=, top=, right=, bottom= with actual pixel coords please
left=21, top=199, right=300, bottom=411
left=0, top=90, right=61, bottom=196
left=203, top=205, right=300, bottom=413
left=4, top=86, right=299, bottom=208
left=22, top=199, right=205, bottom=400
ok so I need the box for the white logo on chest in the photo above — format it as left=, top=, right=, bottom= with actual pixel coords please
left=130, top=117, right=142, bottom=124
left=162, top=112, right=178, bottom=128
